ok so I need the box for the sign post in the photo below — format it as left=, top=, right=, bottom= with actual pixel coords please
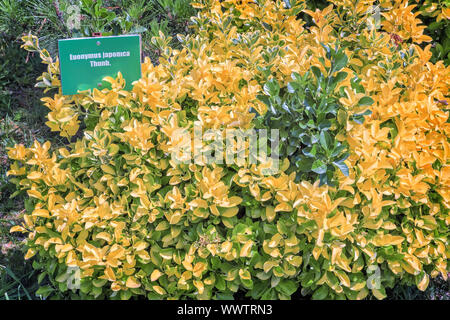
left=58, top=34, right=141, bottom=95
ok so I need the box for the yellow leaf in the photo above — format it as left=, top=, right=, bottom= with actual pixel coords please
left=225, top=196, right=243, bottom=207
left=281, top=158, right=290, bottom=171
left=31, top=208, right=50, bottom=218
left=126, top=276, right=141, bottom=288
left=266, top=206, right=276, bottom=222
left=56, top=244, right=73, bottom=253
left=312, top=246, right=322, bottom=260
left=372, top=288, right=386, bottom=300
left=239, top=269, right=251, bottom=280
left=101, top=164, right=116, bottom=175
left=222, top=207, right=239, bottom=218
left=27, top=189, right=43, bottom=200
left=193, top=280, right=204, bottom=294
left=263, top=260, right=279, bottom=273
left=334, top=270, right=350, bottom=288
left=151, top=269, right=163, bottom=282
left=372, top=234, right=404, bottom=246
left=27, top=171, right=43, bottom=180
left=417, top=273, right=429, bottom=291
left=10, top=225, right=26, bottom=233
left=275, top=202, right=292, bottom=212
left=137, top=250, right=150, bottom=261
left=133, top=241, right=149, bottom=251
left=261, top=191, right=272, bottom=201
left=356, top=287, right=369, bottom=300
left=168, top=211, right=182, bottom=224
left=240, top=240, right=253, bottom=257
left=221, top=241, right=232, bottom=253
left=24, top=248, right=36, bottom=259
left=193, top=208, right=209, bottom=219
left=104, top=267, right=116, bottom=281
left=95, top=232, right=112, bottom=242
left=193, top=262, right=206, bottom=278
left=153, top=285, right=167, bottom=295
left=221, top=217, right=234, bottom=228
left=287, top=255, right=302, bottom=267
left=351, top=282, right=366, bottom=291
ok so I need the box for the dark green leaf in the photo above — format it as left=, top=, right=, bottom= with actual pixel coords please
left=311, top=285, right=329, bottom=300
left=319, top=131, right=332, bottom=151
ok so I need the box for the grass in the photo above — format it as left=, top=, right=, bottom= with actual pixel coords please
left=0, top=259, right=38, bottom=300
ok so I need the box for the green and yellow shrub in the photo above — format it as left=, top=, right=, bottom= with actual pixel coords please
left=7, top=0, right=450, bottom=300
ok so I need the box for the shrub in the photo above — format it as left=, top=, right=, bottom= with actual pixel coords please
left=8, top=0, right=449, bottom=300
left=256, top=46, right=373, bottom=186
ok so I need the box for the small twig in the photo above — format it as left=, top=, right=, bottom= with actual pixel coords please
left=35, top=18, right=48, bottom=36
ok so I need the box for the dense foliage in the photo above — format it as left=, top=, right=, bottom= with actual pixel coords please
left=0, top=0, right=196, bottom=300
left=6, top=0, right=450, bottom=300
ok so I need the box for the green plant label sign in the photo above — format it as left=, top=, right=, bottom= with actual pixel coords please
left=58, top=35, right=141, bottom=95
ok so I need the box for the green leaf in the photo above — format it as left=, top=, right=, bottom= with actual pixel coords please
left=296, top=157, right=314, bottom=172
left=332, top=52, right=348, bottom=73
left=241, top=278, right=254, bottom=289
left=216, top=292, right=235, bottom=300
left=55, top=271, right=70, bottom=283
left=300, top=271, right=315, bottom=288
left=319, top=131, right=332, bottom=152
left=302, top=145, right=317, bottom=157
left=312, top=285, right=329, bottom=300
left=37, top=272, right=46, bottom=285
left=261, top=288, right=278, bottom=300
left=249, top=281, right=269, bottom=299
left=358, top=96, right=374, bottom=106
left=337, top=109, right=347, bottom=125
left=330, top=71, right=347, bottom=91
left=36, top=285, right=54, bottom=299
left=311, top=66, right=322, bottom=82
left=291, top=72, right=302, bottom=81
left=263, top=79, right=280, bottom=97
left=120, top=290, right=132, bottom=300
left=276, top=279, right=298, bottom=296
left=311, top=159, right=327, bottom=174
